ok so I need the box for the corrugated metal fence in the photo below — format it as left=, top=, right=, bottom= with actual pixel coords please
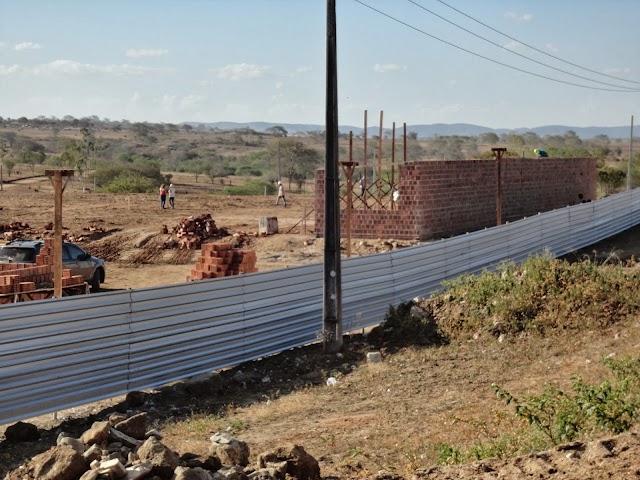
left=2, top=189, right=640, bottom=425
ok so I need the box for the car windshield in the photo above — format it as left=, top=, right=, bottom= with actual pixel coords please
left=0, top=247, right=36, bottom=263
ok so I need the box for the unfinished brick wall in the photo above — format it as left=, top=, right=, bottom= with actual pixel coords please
left=315, top=158, right=596, bottom=241
left=187, top=242, right=258, bottom=281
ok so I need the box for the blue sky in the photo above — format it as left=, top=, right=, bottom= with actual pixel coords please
left=1, top=0, right=639, bottom=129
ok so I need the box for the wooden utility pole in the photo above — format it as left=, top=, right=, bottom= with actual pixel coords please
left=492, top=148, right=506, bottom=226
left=403, top=122, right=407, bottom=163
left=363, top=110, right=367, bottom=202
left=45, top=169, right=74, bottom=298
left=323, top=0, right=342, bottom=353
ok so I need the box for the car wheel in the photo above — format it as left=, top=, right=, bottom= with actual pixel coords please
left=90, top=272, right=101, bottom=293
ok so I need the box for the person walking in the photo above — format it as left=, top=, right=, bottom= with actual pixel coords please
left=168, top=183, right=175, bottom=209
left=276, top=180, right=287, bottom=207
left=159, top=184, right=167, bottom=209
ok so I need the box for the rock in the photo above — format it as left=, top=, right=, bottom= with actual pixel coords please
left=83, top=443, right=102, bottom=463
left=137, top=436, right=180, bottom=479
left=57, top=436, right=84, bottom=454
left=81, top=421, right=111, bottom=445
left=97, top=458, right=127, bottom=477
left=174, top=466, right=215, bottom=480
left=210, top=432, right=250, bottom=467
left=183, top=373, right=224, bottom=396
left=248, top=461, right=287, bottom=480
left=126, top=390, right=148, bottom=408
left=257, top=445, right=320, bottom=480
left=109, top=412, right=128, bottom=426
left=4, top=445, right=87, bottom=480
left=111, top=427, right=143, bottom=448
left=181, top=453, right=223, bottom=471
left=366, top=352, right=382, bottom=363
left=115, top=412, right=148, bottom=439
left=216, top=466, right=249, bottom=480
left=4, top=421, right=40, bottom=442
left=125, top=463, right=154, bottom=479
left=79, top=470, right=100, bottom=480
left=145, top=428, right=164, bottom=440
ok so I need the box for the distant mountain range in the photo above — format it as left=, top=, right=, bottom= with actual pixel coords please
left=184, top=121, right=634, bottom=140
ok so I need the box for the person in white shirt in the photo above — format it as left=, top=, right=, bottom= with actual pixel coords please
left=168, top=184, right=176, bottom=209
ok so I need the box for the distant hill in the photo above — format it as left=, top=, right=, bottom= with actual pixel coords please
left=184, top=121, right=633, bottom=140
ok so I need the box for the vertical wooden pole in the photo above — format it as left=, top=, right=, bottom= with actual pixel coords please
left=377, top=110, right=383, bottom=202
left=492, top=148, right=506, bottom=226
left=53, top=172, right=63, bottom=298
left=391, top=122, right=396, bottom=209
left=363, top=110, right=368, bottom=203
left=403, top=122, right=407, bottom=163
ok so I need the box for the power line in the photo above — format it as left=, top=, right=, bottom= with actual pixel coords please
left=433, top=0, right=640, bottom=86
left=352, top=0, right=640, bottom=93
left=406, top=0, right=639, bottom=91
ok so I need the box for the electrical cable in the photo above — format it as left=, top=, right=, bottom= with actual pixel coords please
left=406, top=0, right=638, bottom=91
left=352, top=0, right=639, bottom=93
left=433, top=0, right=640, bottom=86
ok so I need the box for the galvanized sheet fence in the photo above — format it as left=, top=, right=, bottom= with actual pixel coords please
left=1, top=189, right=640, bottom=425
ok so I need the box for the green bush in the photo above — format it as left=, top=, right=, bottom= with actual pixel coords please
left=101, top=175, right=156, bottom=193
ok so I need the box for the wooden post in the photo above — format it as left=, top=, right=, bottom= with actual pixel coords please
left=340, top=161, right=358, bottom=258
left=403, top=122, right=407, bottom=163
left=491, top=148, right=506, bottom=226
left=363, top=110, right=368, bottom=204
left=391, top=122, right=396, bottom=209
left=377, top=111, right=383, bottom=203
left=45, top=169, right=74, bottom=298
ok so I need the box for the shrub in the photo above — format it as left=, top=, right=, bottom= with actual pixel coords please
left=222, top=180, right=276, bottom=196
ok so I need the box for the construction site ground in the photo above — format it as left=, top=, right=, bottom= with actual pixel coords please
left=2, top=174, right=640, bottom=479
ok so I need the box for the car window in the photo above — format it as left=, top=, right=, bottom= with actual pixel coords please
left=62, top=245, right=71, bottom=261
left=0, top=247, right=35, bottom=263
left=65, top=244, right=87, bottom=261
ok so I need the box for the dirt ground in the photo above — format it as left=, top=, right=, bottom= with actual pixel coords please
left=1, top=177, right=640, bottom=479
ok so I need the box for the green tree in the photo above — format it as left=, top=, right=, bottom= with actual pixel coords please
left=266, top=126, right=288, bottom=137
left=268, top=139, right=321, bottom=189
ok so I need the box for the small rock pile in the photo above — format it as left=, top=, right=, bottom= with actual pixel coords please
left=4, top=413, right=321, bottom=480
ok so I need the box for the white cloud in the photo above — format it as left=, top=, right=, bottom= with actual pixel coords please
left=15, top=42, right=42, bottom=51
left=503, top=40, right=522, bottom=51
left=296, top=66, right=312, bottom=73
left=373, top=63, right=407, bottom=73
left=275, top=81, right=284, bottom=89
left=0, top=60, right=172, bottom=77
left=0, top=42, right=6, bottom=48
left=504, top=12, right=534, bottom=22
left=211, top=63, right=270, bottom=80
left=126, top=48, right=169, bottom=58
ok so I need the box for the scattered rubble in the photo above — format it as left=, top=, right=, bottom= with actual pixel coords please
left=170, top=214, right=230, bottom=250
left=4, top=413, right=321, bottom=480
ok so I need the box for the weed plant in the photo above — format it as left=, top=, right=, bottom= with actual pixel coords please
left=423, top=253, right=640, bottom=338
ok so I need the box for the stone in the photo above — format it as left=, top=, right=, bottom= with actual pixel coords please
left=257, top=445, right=320, bottom=480
left=125, top=390, right=148, bottom=408
left=125, top=463, right=154, bottom=480
left=366, top=352, right=382, bottom=363
left=4, top=421, right=40, bottom=442
left=81, top=421, right=111, bottom=445
left=209, top=433, right=250, bottom=467
left=79, top=470, right=100, bottom=480
left=57, top=436, right=84, bottom=454
left=109, top=412, right=128, bottom=426
left=182, top=453, right=222, bottom=471
left=97, top=458, right=127, bottom=477
left=82, top=443, right=102, bottom=463
left=248, top=467, right=281, bottom=480
left=137, top=436, right=180, bottom=479
left=111, top=427, right=143, bottom=448
left=216, top=466, right=249, bottom=480
left=174, top=466, right=215, bottom=480
left=145, top=429, right=164, bottom=440
left=4, top=445, right=87, bottom=480
left=115, top=412, right=148, bottom=440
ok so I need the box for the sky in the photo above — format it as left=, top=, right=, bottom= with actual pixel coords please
left=1, top=0, right=639, bottom=130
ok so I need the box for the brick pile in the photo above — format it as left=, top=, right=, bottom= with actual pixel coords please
left=0, top=238, right=84, bottom=300
left=172, top=213, right=230, bottom=249
left=187, top=242, right=258, bottom=281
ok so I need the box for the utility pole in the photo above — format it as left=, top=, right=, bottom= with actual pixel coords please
left=323, top=0, right=342, bottom=353
left=492, top=148, right=506, bottom=226
left=628, top=115, right=634, bottom=191
left=46, top=169, right=74, bottom=298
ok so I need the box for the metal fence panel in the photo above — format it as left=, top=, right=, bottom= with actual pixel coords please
left=2, top=189, right=640, bottom=424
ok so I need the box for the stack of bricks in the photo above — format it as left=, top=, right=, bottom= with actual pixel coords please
left=0, top=238, right=84, bottom=299
left=187, top=242, right=258, bottom=281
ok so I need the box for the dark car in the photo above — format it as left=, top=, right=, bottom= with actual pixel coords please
left=0, top=239, right=106, bottom=292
